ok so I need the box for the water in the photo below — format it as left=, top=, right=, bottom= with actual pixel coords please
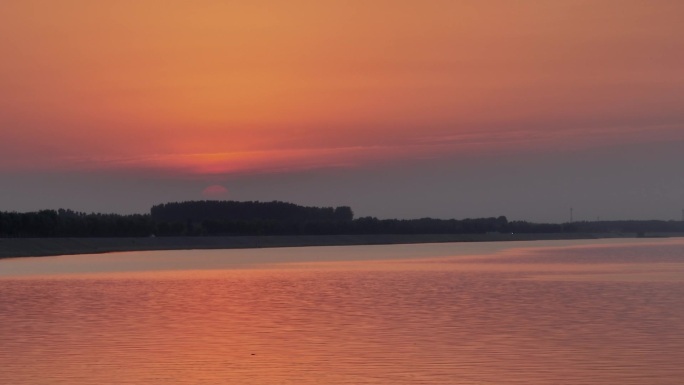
left=1, top=238, right=684, bottom=384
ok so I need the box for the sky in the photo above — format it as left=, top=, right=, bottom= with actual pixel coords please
left=1, top=0, right=683, bottom=222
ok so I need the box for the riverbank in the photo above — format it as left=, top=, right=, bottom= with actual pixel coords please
left=3, top=232, right=682, bottom=259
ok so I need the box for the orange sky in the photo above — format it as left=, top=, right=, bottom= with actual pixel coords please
left=2, top=0, right=683, bottom=176
left=2, top=1, right=684, bottom=222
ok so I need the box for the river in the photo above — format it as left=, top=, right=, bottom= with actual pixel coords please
left=1, top=238, right=683, bottom=384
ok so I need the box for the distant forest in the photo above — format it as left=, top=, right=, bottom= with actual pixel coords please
left=1, top=200, right=683, bottom=238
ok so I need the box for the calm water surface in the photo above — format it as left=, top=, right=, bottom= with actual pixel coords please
left=2, top=238, right=684, bottom=384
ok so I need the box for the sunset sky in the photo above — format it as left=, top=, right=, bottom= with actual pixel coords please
left=2, top=0, right=683, bottom=222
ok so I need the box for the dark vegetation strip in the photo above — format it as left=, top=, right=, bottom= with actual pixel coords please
left=1, top=200, right=683, bottom=239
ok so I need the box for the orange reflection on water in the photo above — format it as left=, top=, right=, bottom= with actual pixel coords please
left=2, top=239, right=684, bottom=384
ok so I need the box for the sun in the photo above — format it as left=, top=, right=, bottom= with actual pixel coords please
left=201, top=185, right=229, bottom=199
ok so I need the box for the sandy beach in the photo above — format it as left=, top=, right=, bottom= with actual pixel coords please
left=0, top=232, right=669, bottom=259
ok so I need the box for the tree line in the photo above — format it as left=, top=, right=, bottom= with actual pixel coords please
left=0, top=209, right=152, bottom=237
left=151, top=200, right=354, bottom=223
left=1, top=201, right=683, bottom=238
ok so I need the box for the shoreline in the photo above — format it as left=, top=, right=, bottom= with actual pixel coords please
left=3, top=232, right=683, bottom=260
